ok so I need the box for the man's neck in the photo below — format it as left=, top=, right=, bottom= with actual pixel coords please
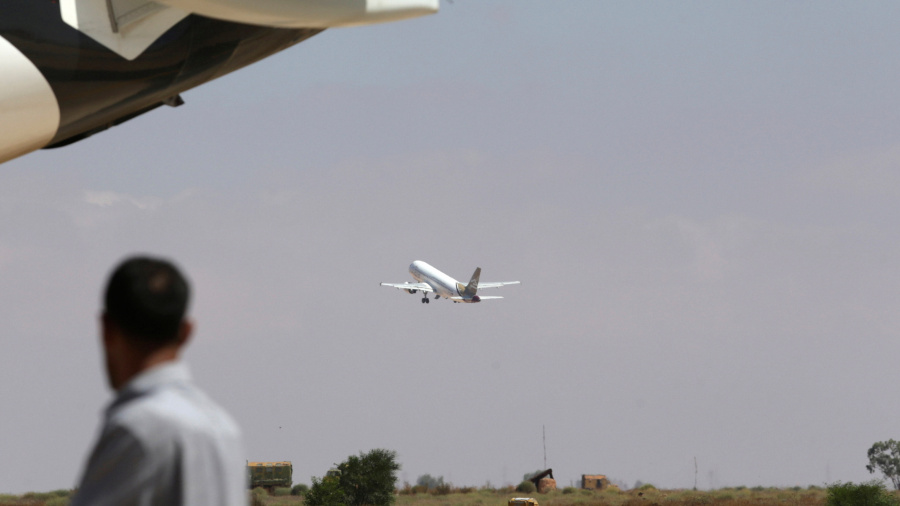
left=115, top=345, right=180, bottom=391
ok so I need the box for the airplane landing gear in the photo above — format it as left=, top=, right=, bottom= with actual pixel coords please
left=421, top=296, right=429, bottom=304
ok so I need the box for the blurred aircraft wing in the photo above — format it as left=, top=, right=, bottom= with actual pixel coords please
left=380, top=282, right=433, bottom=293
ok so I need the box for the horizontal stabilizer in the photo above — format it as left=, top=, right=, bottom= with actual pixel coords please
left=474, top=281, right=520, bottom=289
left=448, top=296, right=503, bottom=302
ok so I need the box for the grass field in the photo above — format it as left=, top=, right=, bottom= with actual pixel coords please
left=0, top=486, right=836, bottom=506
left=393, top=486, right=828, bottom=506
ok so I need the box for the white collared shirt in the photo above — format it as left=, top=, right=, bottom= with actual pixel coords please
left=72, top=361, right=247, bottom=506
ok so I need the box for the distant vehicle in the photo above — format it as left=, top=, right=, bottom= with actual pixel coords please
left=381, top=260, right=520, bottom=304
left=509, top=498, right=539, bottom=506
left=247, top=461, right=292, bottom=491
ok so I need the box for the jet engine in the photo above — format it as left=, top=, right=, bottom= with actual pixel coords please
left=156, top=0, right=439, bottom=28
left=405, top=289, right=417, bottom=294
left=0, top=38, right=60, bottom=165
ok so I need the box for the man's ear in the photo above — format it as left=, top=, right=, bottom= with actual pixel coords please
left=176, top=320, right=193, bottom=348
left=101, top=312, right=115, bottom=345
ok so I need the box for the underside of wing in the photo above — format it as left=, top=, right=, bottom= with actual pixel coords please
left=476, top=281, right=521, bottom=289
left=60, top=0, right=191, bottom=60
left=380, top=282, right=433, bottom=293
left=60, top=0, right=438, bottom=61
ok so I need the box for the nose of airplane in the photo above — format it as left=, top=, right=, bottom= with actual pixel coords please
left=472, top=295, right=481, bottom=302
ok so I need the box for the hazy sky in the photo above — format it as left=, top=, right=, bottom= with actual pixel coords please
left=3, top=0, right=900, bottom=494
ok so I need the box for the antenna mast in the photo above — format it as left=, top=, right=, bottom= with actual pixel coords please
left=694, top=457, right=698, bottom=490
left=543, top=425, right=547, bottom=469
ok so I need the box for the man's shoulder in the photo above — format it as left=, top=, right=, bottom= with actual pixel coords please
left=110, top=381, right=241, bottom=443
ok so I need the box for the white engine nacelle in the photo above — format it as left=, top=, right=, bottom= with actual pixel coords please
left=0, top=37, right=60, bottom=165
left=155, top=0, right=439, bottom=28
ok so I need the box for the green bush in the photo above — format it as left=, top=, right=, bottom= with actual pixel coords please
left=417, top=474, right=444, bottom=491
left=292, top=484, right=309, bottom=496
left=516, top=480, right=536, bottom=493
left=306, top=475, right=347, bottom=506
left=46, top=497, right=70, bottom=506
left=273, top=487, right=291, bottom=496
left=307, top=449, right=400, bottom=506
left=827, top=481, right=900, bottom=506
left=250, top=487, right=268, bottom=506
left=432, top=483, right=452, bottom=496
left=562, top=487, right=577, bottom=494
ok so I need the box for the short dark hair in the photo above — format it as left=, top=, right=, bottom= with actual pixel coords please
left=104, top=256, right=190, bottom=343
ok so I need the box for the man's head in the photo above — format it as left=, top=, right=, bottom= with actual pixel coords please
left=101, top=256, right=193, bottom=390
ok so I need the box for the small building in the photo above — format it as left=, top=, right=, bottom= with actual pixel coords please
left=581, top=474, right=609, bottom=490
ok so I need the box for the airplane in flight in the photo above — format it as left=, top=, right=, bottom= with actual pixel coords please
left=0, top=0, right=438, bottom=165
left=381, top=260, right=520, bottom=304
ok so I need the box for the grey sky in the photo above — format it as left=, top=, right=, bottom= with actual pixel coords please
left=3, top=0, right=900, bottom=494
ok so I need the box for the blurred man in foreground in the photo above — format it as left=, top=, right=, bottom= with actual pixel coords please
left=72, top=256, right=246, bottom=506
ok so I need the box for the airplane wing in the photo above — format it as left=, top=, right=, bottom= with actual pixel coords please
left=380, top=282, right=433, bottom=293
left=449, top=296, right=504, bottom=301
left=60, top=0, right=192, bottom=60
left=59, top=0, right=437, bottom=60
left=476, top=281, right=521, bottom=289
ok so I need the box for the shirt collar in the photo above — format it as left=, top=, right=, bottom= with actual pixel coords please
left=109, top=361, right=192, bottom=411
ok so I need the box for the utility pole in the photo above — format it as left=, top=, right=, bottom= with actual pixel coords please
left=543, top=425, right=547, bottom=469
left=694, top=457, right=698, bottom=490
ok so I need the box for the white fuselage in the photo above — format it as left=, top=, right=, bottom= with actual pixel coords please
left=409, top=260, right=466, bottom=300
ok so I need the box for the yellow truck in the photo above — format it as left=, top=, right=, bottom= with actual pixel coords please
left=509, top=498, right=539, bottom=506
left=247, top=461, right=292, bottom=490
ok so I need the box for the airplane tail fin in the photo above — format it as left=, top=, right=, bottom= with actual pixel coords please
left=464, top=267, right=481, bottom=296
